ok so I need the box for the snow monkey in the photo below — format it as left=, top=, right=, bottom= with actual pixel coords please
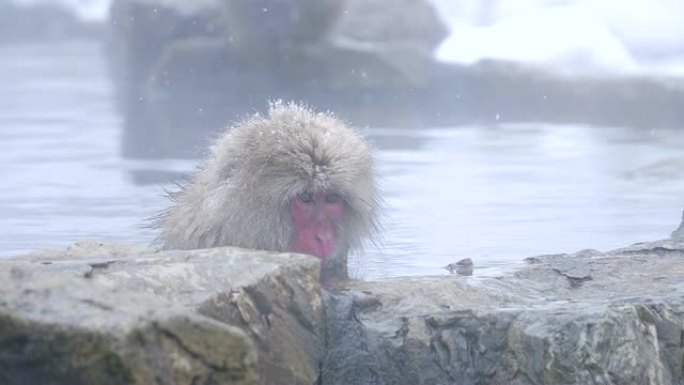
left=156, top=102, right=380, bottom=283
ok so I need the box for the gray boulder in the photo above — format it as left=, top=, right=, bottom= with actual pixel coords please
left=323, top=238, right=684, bottom=385
left=0, top=242, right=323, bottom=385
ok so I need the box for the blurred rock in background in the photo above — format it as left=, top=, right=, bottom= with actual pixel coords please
left=5, top=0, right=683, bottom=158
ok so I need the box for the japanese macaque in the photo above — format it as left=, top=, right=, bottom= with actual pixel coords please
left=156, top=103, right=379, bottom=283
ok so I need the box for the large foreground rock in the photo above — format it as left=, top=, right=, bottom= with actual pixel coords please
left=323, top=236, right=684, bottom=385
left=0, top=243, right=323, bottom=385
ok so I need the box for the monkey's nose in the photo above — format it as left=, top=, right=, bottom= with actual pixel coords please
left=316, top=229, right=334, bottom=245
left=315, top=230, right=336, bottom=259
left=315, top=221, right=336, bottom=252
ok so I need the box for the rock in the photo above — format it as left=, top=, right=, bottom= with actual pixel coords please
left=672, top=210, right=684, bottom=240
left=0, top=244, right=324, bottom=385
left=444, top=257, right=474, bottom=276
left=625, top=158, right=684, bottom=181
left=324, top=0, right=448, bottom=87
left=223, top=0, right=348, bottom=51
left=4, top=235, right=684, bottom=384
left=332, top=0, right=446, bottom=48
left=107, top=0, right=447, bottom=94
left=322, top=237, right=684, bottom=385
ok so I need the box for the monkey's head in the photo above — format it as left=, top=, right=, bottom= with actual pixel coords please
left=157, top=102, right=379, bottom=280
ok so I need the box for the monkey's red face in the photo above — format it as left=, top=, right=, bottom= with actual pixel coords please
left=290, top=190, right=344, bottom=259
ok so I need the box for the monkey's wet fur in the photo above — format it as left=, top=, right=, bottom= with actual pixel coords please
left=155, top=102, right=380, bottom=283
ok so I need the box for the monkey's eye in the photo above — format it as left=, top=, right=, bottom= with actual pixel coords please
left=325, top=193, right=341, bottom=204
left=297, top=191, right=313, bottom=203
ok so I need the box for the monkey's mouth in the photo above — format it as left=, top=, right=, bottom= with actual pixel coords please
left=292, top=240, right=336, bottom=261
left=312, top=243, right=336, bottom=260
left=295, top=242, right=335, bottom=261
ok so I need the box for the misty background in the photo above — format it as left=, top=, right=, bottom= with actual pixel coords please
left=1, top=0, right=683, bottom=279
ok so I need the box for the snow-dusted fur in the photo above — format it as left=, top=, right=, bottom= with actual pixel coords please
left=155, top=103, right=379, bottom=264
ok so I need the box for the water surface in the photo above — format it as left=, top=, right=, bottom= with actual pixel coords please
left=1, top=41, right=682, bottom=279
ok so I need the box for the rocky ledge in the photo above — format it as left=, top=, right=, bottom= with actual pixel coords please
left=2, top=221, right=684, bottom=384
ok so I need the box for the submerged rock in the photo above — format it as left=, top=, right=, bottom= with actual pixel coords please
left=444, top=257, right=474, bottom=276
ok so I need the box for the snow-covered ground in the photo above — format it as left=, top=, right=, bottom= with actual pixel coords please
left=430, top=0, right=684, bottom=75
left=11, top=0, right=684, bottom=75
